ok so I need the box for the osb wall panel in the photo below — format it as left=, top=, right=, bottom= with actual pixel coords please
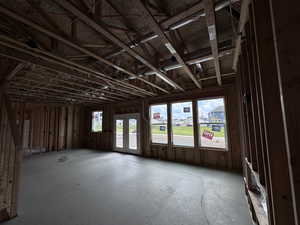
left=83, top=82, right=243, bottom=171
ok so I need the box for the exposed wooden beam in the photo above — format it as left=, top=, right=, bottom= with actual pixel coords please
left=20, top=71, right=127, bottom=101
left=136, top=0, right=202, bottom=89
left=8, top=89, right=100, bottom=104
left=10, top=82, right=108, bottom=103
left=232, top=0, right=250, bottom=70
left=15, top=76, right=122, bottom=102
left=0, top=4, right=165, bottom=95
left=204, top=0, right=222, bottom=86
left=104, top=0, right=237, bottom=59
left=0, top=47, right=149, bottom=99
left=25, top=70, right=131, bottom=99
left=160, top=1, right=205, bottom=29
left=0, top=63, right=26, bottom=93
left=51, top=0, right=183, bottom=91
left=24, top=0, right=67, bottom=36
left=0, top=35, right=155, bottom=97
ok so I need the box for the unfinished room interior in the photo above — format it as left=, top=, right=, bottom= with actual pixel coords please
left=0, top=0, right=299, bottom=224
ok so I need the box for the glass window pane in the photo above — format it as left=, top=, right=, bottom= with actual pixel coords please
left=116, top=119, right=123, bottom=148
left=92, top=111, right=102, bottom=132
left=150, top=104, right=168, bottom=144
left=171, top=102, right=194, bottom=147
left=129, top=119, right=137, bottom=150
left=198, top=98, right=227, bottom=149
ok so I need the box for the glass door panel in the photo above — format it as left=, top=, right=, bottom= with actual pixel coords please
left=116, top=119, right=123, bottom=148
left=129, top=119, right=137, bottom=150
left=114, top=114, right=140, bottom=154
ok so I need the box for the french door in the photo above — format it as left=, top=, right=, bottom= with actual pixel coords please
left=113, top=113, right=140, bottom=155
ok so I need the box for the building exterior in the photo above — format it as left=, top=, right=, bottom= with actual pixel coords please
left=208, top=106, right=225, bottom=123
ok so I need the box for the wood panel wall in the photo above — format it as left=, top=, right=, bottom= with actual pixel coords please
left=0, top=99, right=84, bottom=222
left=83, top=82, right=243, bottom=171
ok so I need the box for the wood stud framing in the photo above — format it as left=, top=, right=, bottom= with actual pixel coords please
left=1, top=1, right=299, bottom=225
left=237, top=0, right=300, bottom=225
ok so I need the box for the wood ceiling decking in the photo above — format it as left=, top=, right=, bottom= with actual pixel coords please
left=0, top=0, right=240, bottom=105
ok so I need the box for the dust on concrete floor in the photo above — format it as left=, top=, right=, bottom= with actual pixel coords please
left=4, top=149, right=253, bottom=225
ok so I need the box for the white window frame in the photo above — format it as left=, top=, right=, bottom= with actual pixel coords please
left=150, top=103, right=168, bottom=145
left=197, top=97, right=228, bottom=150
left=171, top=100, right=195, bottom=148
left=91, top=110, right=103, bottom=133
left=113, top=113, right=141, bottom=155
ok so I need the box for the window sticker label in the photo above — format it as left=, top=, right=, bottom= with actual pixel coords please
left=202, top=130, right=214, bottom=140
left=160, top=126, right=166, bottom=131
left=183, top=107, right=190, bottom=113
left=153, top=112, right=160, bottom=119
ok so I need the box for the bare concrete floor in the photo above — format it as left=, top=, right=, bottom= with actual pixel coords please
left=4, top=149, right=253, bottom=225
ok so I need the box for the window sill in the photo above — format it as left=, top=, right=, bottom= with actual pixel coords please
left=150, top=144, right=228, bottom=152
left=198, top=147, right=228, bottom=152
left=91, top=131, right=103, bottom=134
left=151, top=143, right=168, bottom=146
left=172, top=145, right=195, bottom=149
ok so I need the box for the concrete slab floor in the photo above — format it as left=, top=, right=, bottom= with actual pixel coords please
left=3, top=149, right=253, bottom=225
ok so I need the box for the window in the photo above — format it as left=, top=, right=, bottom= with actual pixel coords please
left=150, top=104, right=168, bottom=144
left=92, top=111, right=103, bottom=132
left=115, top=119, right=123, bottom=148
left=198, top=98, right=227, bottom=149
left=171, top=102, right=194, bottom=147
left=129, top=119, right=137, bottom=149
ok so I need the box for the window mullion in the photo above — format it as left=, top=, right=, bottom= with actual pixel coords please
left=193, top=100, right=199, bottom=149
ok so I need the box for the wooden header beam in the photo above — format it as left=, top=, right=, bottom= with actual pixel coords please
left=0, top=63, right=25, bottom=94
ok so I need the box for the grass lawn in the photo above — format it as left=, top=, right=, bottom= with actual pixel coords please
left=116, top=126, right=136, bottom=133
left=199, top=126, right=225, bottom=137
left=92, top=123, right=102, bottom=132
left=151, top=125, right=225, bottom=137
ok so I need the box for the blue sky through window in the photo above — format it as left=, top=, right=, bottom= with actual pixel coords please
left=172, top=102, right=193, bottom=119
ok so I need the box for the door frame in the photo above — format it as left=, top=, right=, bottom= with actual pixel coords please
left=113, top=113, right=141, bottom=155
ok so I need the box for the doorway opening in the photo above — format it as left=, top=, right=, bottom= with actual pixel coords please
left=113, top=113, right=140, bottom=155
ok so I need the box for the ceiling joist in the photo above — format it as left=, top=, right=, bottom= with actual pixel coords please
left=0, top=4, right=166, bottom=95
left=136, top=0, right=202, bottom=89
left=51, top=0, right=184, bottom=91
left=204, top=0, right=222, bottom=86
